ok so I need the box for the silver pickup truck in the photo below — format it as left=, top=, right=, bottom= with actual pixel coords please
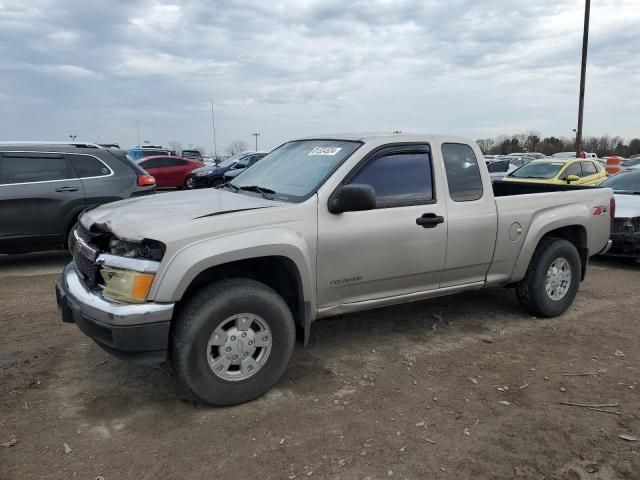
left=56, top=134, right=614, bottom=406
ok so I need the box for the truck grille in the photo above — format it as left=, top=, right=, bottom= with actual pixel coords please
left=72, top=227, right=103, bottom=288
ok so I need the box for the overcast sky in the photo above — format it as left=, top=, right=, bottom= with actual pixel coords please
left=0, top=0, right=638, bottom=153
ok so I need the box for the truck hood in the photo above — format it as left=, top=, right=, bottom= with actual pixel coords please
left=614, top=193, right=640, bottom=219
left=80, top=189, right=283, bottom=240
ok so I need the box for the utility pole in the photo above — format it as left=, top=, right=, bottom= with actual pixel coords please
left=575, top=0, right=590, bottom=153
left=252, top=132, right=260, bottom=151
left=210, top=99, right=217, bottom=159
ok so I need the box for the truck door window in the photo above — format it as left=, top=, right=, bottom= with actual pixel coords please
left=348, top=150, right=433, bottom=208
left=441, top=143, right=483, bottom=201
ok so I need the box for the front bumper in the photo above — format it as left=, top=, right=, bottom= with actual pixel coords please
left=56, top=262, right=174, bottom=365
left=191, top=174, right=225, bottom=188
left=606, top=232, right=640, bottom=261
left=191, top=174, right=215, bottom=188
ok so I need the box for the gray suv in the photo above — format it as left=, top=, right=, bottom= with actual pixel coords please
left=0, top=142, right=156, bottom=254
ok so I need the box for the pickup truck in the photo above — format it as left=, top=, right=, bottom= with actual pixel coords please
left=56, top=134, right=614, bottom=406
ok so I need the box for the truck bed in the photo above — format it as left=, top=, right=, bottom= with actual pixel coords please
left=486, top=183, right=613, bottom=287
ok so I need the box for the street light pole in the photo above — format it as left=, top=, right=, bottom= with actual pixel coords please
left=210, top=99, right=217, bottom=159
left=575, top=0, right=591, bottom=153
left=69, top=134, right=77, bottom=142
left=252, top=132, right=260, bottom=151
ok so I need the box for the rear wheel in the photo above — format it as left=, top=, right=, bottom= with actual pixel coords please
left=516, top=237, right=581, bottom=317
left=170, top=278, right=296, bottom=406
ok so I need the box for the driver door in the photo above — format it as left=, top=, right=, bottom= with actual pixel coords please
left=316, top=144, right=447, bottom=308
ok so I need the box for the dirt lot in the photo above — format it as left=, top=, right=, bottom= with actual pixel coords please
left=1, top=253, right=639, bottom=480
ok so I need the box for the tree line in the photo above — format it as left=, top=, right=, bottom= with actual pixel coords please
left=476, top=132, right=640, bottom=158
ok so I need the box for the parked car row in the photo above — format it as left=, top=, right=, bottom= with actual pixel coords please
left=137, top=155, right=204, bottom=189
left=2, top=139, right=637, bottom=269
left=188, top=151, right=267, bottom=189
left=0, top=142, right=155, bottom=254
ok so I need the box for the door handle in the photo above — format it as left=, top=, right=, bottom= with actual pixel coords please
left=55, top=186, right=79, bottom=192
left=416, top=213, right=444, bottom=228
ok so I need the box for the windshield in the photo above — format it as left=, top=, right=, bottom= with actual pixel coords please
left=600, top=170, right=640, bottom=193
left=230, top=140, right=362, bottom=202
left=218, top=153, right=245, bottom=168
left=509, top=162, right=565, bottom=179
left=552, top=152, right=576, bottom=158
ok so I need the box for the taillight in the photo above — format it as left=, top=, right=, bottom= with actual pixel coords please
left=137, top=175, right=156, bottom=186
left=610, top=197, right=616, bottom=229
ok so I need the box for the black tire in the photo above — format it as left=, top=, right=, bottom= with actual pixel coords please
left=184, top=175, right=196, bottom=189
left=516, top=237, right=581, bottom=317
left=170, top=278, right=296, bottom=406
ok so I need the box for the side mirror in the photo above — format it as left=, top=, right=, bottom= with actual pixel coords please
left=328, top=184, right=376, bottom=214
left=565, top=174, right=580, bottom=183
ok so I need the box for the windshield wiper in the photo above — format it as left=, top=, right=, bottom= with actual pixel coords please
left=219, top=182, right=240, bottom=192
left=238, top=185, right=276, bottom=198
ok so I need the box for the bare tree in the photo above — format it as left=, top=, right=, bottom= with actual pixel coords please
left=476, top=138, right=495, bottom=154
left=226, top=140, right=249, bottom=156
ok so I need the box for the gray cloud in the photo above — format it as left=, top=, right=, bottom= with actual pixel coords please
left=0, top=0, right=638, bottom=152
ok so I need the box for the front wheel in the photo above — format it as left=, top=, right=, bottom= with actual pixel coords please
left=184, top=175, right=196, bottom=189
left=516, top=237, right=581, bottom=317
left=170, top=278, right=296, bottom=406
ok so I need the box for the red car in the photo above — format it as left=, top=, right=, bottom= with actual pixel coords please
left=138, top=156, right=204, bottom=188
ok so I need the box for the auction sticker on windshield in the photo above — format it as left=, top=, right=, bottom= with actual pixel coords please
left=308, top=147, right=342, bottom=156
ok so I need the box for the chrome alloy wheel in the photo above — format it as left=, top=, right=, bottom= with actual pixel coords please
left=206, top=314, right=272, bottom=381
left=545, top=257, right=572, bottom=301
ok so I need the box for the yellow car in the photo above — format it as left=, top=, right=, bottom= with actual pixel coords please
left=502, top=158, right=606, bottom=186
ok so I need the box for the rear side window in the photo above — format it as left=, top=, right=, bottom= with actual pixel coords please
left=0, top=154, right=74, bottom=184
left=141, top=159, right=163, bottom=169
left=349, top=148, right=433, bottom=207
left=166, top=159, right=187, bottom=167
left=563, top=162, right=583, bottom=178
left=69, top=154, right=111, bottom=178
left=441, top=143, right=483, bottom=201
left=581, top=161, right=597, bottom=175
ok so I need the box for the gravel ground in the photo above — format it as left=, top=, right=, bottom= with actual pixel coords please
left=0, top=252, right=638, bottom=480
